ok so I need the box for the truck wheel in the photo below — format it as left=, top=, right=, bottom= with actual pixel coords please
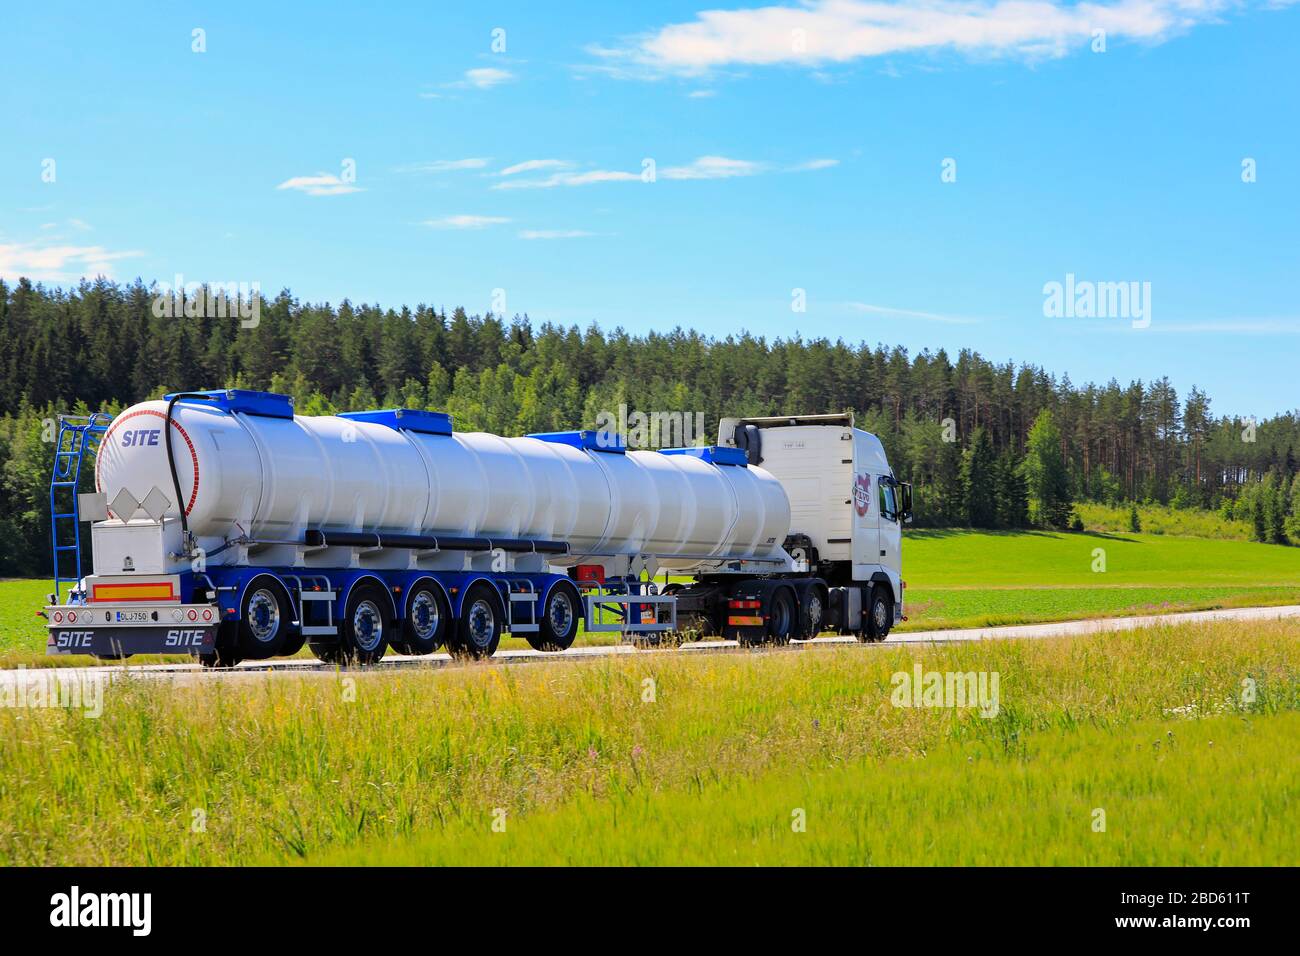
left=200, top=622, right=243, bottom=668
left=528, top=582, right=580, bottom=652
left=308, top=641, right=345, bottom=665
left=448, top=583, right=502, bottom=659
left=864, top=586, right=893, bottom=642
left=279, top=593, right=307, bottom=657
left=395, top=583, right=449, bottom=655
left=744, top=588, right=794, bottom=646
left=798, top=586, right=826, bottom=640
left=237, top=577, right=292, bottom=660
left=339, top=584, right=391, bottom=665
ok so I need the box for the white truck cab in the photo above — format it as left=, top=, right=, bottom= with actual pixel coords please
left=720, top=412, right=909, bottom=636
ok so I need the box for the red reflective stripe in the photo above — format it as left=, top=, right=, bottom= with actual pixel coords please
left=97, top=409, right=200, bottom=517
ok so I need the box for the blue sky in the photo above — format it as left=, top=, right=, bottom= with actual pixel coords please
left=1, top=0, right=1296, bottom=417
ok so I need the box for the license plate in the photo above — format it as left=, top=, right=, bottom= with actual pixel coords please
left=115, top=610, right=150, bottom=623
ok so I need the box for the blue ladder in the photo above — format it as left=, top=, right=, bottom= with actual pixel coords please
left=49, top=413, right=112, bottom=603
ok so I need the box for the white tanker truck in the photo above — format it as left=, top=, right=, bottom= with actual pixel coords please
left=43, top=390, right=910, bottom=666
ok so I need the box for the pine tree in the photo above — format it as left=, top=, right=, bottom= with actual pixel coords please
left=995, top=452, right=1030, bottom=529
left=961, top=426, right=997, bottom=528
left=1128, top=502, right=1141, bottom=533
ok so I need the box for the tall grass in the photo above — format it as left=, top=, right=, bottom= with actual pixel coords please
left=324, top=711, right=1299, bottom=866
left=1, top=617, right=1295, bottom=865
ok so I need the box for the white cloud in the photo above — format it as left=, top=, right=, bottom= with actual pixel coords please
left=0, top=241, right=144, bottom=283
left=493, top=154, right=833, bottom=188
left=399, top=158, right=491, bottom=174
left=68, top=218, right=93, bottom=231
left=845, top=301, right=980, bottom=324
left=597, top=0, right=1237, bottom=74
left=518, top=229, right=597, bottom=240
left=499, top=159, right=575, bottom=176
left=276, top=173, right=363, bottom=196
left=420, top=215, right=511, bottom=229
left=791, top=158, right=839, bottom=170
left=687, top=89, right=718, bottom=98
left=459, top=67, right=515, bottom=89
left=661, top=155, right=763, bottom=179
left=493, top=168, right=641, bottom=190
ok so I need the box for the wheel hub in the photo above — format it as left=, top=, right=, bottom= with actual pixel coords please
left=468, top=599, right=494, bottom=646
left=548, top=592, right=573, bottom=634
left=247, top=589, right=280, bottom=643
left=353, top=600, right=384, bottom=651
left=411, top=591, right=439, bottom=640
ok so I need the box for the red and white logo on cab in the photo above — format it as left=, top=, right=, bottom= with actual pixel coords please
left=853, top=472, right=872, bottom=517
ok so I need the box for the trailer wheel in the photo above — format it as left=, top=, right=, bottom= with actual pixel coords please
left=863, top=585, right=893, bottom=642
left=448, top=583, right=502, bottom=659
left=339, top=584, right=391, bottom=665
left=528, top=582, right=581, bottom=652
left=199, top=622, right=243, bottom=668
left=394, top=583, right=449, bottom=655
left=237, top=577, right=292, bottom=660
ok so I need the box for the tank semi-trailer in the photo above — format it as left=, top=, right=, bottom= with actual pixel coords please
left=42, top=391, right=910, bottom=667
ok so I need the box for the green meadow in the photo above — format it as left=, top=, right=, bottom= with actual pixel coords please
left=897, top=529, right=1300, bottom=630
left=0, top=616, right=1294, bottom=865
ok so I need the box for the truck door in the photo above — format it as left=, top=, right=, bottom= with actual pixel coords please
left=878, top=478, right=902, bottom=578
left=851, top=434, right=880, bottom=575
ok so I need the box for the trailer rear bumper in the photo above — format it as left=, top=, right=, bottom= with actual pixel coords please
left=45, top=603, right=219, bottom=657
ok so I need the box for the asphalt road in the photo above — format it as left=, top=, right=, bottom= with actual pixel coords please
left=4, top=603, right=1298, bottom=690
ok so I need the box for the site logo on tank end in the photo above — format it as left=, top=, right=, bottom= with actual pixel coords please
left=1042, top=273, right=1151, bottom=329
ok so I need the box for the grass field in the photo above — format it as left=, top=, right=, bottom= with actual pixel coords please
left=897, top=529, right=1300, bottom=630
left=323, top=711, right=1297, bottom=866
left=1, top=617, right=1295, bottom=865
left=4, top=530, right=1300, bottom=665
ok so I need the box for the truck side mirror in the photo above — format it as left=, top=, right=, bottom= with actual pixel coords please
left=899, top=482, right=913, bottom=523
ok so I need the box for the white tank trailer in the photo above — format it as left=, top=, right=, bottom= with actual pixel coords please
left=45, top=390, right=910, bottom=666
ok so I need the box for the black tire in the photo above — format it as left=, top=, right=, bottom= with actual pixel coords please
left=337, top=584, right=391, bottom=665
left=279, top=629, right=307, bottom=658
left=279, top=590, right=307, bottom=657
left=766, top=588, right=795, bottom=645
left=395, top=582, right=450, bottom=656
left=798, top=586, right=826, bottom=640
left=236, top=577, right=292, bottom=660
left=739, top=588, right=793, bottom=647
left=863, top=584, right=893, bottom=643
left=308, top=641, right=346, bottom=665
left=199, top=622, right=243, bottom=668
left=528, top=582, right=580, bottom=652
left=447, top=583, right=502, bottom=660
